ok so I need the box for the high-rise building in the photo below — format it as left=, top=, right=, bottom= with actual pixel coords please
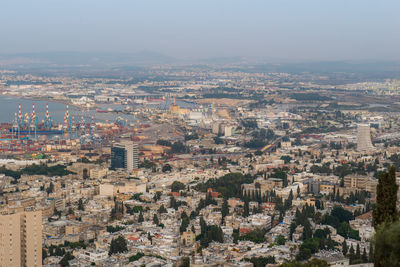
left=111, top=140, right=138, bottom=172
left=224, top=125, right=233, bottom=137
left=0, top=210, right=42, bottom=267
left=357, top=124, right=373, bottom=151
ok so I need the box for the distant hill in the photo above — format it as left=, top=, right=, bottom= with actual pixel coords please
left=0, top=51, right=176, bottom=68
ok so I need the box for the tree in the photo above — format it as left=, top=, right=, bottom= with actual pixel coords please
left=243, top=199, right=250, bottom=217
left=78, top=198, right=85, bottom=211
left=348, top=245, right=355, bottom=264
left=129, top=252, right=145, bottom=262
left=238, top=228, right=267, bottom=243
left=374, top=220, right=400, bottom=267
left=373, top=166, right=398, bottom=229
left=171, top=181, right=185, bottom=192
left=296, top=248, right=311, bottom=261
left=179, top=257, right=190, bottom=267
left=83, top=168, right=89, bottom=179
left=289, top=222, right=296, bottom=240
left=180, top=213, right=190, bottom=233
left=138, top=212, right=144, bottom=223
left=153, top=214, right=159, bottom=225
left=275, top=234, right=286, bottom=245
left=369, top=242, right=374, bottom=263
left=158, top=204, right=167, bottom=213
left=153, top=191, right=162, bottom=202
left=356, top=243, right=361, bottom=261
left=67, top=207, right=74, bottom=215
left=342, top=240, right=348, bottom=255
left=244, top=256, right=276, bottom=267
left=285, top=189, right=293, bottom=209
left=198, top=216, right=206, bottom=235
left=281, top=155, right=292, bottom=164
left=162, top=164, right=172, bottom=172
left=109, top=235, right=128, bottom=255
left=195, top=172, right=253, bottom=198
left=221, top=198, right=229, bottom=220
left=199, top=224, right=224, bottom=247
left=281, top=259, right=329, bottom=267
left=42, top=248, right=48, bottom=261
left=46, top=181, right=55, bottom=194
left=59, top=252, right=74, bottom=267
left=362, top=247, right=368, bottom=263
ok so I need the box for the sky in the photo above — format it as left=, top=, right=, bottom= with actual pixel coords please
left=1, top=0, right=400, bottom=61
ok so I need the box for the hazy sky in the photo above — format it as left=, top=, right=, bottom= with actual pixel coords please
left=2, top=0, right=400, bottom=61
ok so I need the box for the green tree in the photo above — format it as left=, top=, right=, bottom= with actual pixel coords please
left=194, top=172, right=254, bottom=198
left=243, top=199, right=250, bottom=217
left=238, top=228, right=267, bottom=243
left=255, top=150, right=263, bottom=156
left=83, top=168, right=89, bottom=179
left=42, top=248, right=48, bottom=261
left=158, top=204, right=167, bottom=213
left=296, top=248, right=311, bottom=261
left=281, top=155, right=292, bottom=164
left=369, top=242, right=374, bottom=263
left=171, top=181, right=185, bottom=192
left=162, top=164, right=172, bottom=172
left=179, top=257, right=190, bottom=267
left=129, top=252, right=145, bottom=262
left=374, top=219, right=400, bottom=266
left=59, top=252, right=74, bottom=267
left=348, top=245, right=355, bottom=264
left=244, top=256, right=276, bottom=267
left=373, top=166, right=398, bottom=229
left=342, top=240, right=348, bottom=255
left=180, top=215, right=190, bottom=233
left=200, top=216, right=207, bottom=235
left=362, top=247, right=368, bottom=263
left=138, top=212, right=144, bottom=223
left=275, top=234, right=286, bottom=245
left=221, top=198, right=229, bottom=220
left=153, top=191, right=162, bottom=202
left=46, top=181, right=55, bottom=194
left=153, top=214, right=159, bottom=225
left=78, top=198, right=85, bottom=211
left=281, top=259, right=328, bottom=267
left=109, top=235, right=128, bottom=255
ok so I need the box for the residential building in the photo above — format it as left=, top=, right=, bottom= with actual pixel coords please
left=0, top=210, right=42, bottom=267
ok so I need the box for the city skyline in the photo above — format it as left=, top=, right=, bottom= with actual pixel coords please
left=1, top=1, right=399, bottom=266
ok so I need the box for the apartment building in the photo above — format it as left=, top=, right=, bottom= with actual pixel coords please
left=344, top=176, right=367, bottom=190
left=0, top=210, right=42, bottom=267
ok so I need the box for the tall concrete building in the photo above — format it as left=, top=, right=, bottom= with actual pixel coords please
left=0, top=210, right=42, bottom=267
left=357, top=124, right=373, bottom=151
left=111, top=140, right=139, bottom=172
left=224, top=125, right=233, bottom=137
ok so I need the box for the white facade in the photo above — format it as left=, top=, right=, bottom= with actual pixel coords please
left=357, top=124, right=373, bottom=151
left=80, top=249, right=108, bottom=262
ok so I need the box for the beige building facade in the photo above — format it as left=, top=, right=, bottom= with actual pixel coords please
left=0, top=210, right=42, bottom=267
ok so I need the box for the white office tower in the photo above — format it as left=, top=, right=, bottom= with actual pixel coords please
left=224, top=125, right=233, bottom=137
left=357, top=124, right=374, bottom=151
left=111, top=140, right=139, bottom=172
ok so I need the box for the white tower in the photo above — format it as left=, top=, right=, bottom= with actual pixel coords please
left=357, top=124, right=373, bottom=151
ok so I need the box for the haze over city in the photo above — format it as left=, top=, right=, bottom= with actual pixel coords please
left=1, top=0, right=400, bottom=61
